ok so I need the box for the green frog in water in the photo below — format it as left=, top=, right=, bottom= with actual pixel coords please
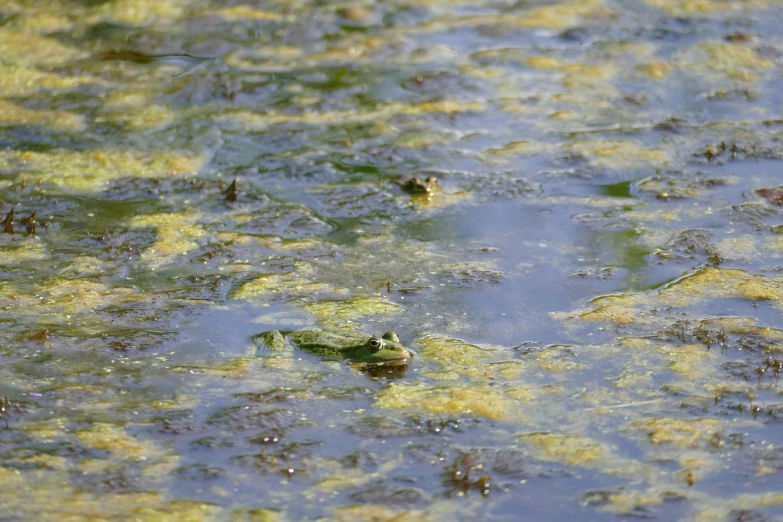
left=396, top=175, right=439, bottom=195
left=257, top=329, right=412, bottom=364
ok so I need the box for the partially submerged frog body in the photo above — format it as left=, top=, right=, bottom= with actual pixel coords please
left=257, top=329, right=412, bottom=364
left=396, top=176, right=439, bottom=195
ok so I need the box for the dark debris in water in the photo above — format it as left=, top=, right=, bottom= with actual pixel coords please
left=221, top=178, right=238, bottom=203
left=727, top=510, right=770, bottom=522
left=0, top=207, right=40, bottom=235
left=724, top=203, right=778, bottom=229
left=0, top=396, right=16, bottom=429
left=347, top=413, right=480, bottom=439
left=25, top=328, right=51, bottom=344
left=351, top=480, right=427, bottom=505
left=2, top=208, right=14, bottom=234
left=692, top=141, right=773, bottom=165
left=756, top=187, right=783, bottom=207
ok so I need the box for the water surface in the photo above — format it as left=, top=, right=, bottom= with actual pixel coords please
left=3, top=0, right=783, bottom=520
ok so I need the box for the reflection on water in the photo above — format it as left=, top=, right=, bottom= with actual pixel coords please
left=357, top=361, right=411, bottom=380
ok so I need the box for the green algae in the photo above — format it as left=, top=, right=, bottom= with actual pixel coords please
left=0, top=149, right=206, bottom=192
left=100, top=91, right=176, bottom=130
left=377, top=382, right=525, bottom=421
left=209, top=5, right=290, bottom=22
left=0, top=99, right=85, bottom=132
left=0, top=28, right=86, bottom=66
left=519, top=431, right=608, bottom=466
left=1, top=0, right=783, bottom=519
left=130, top=213, right=206, bottom=268
left=573, top=268, right=783, bottom=326
left=303, top=296, right=404, bottom=322
left=644, top=0, right=776, bottom=13
left=173, top=357, right=254, bottom=378
left=232, top=267, right=319, bottom=302
left=585, top=486, right=690, bottom=517
left=627, top=417, right=725, bottom=448
left=215, top=100, right=486, bottom=132
left=562, top=140, right=672, bottom=170
left=331, top=504, right=438, bottom=522
left=0, top=236, right=49, bottom=264
left=232, top=508, right=284, bottom=522
left=421, top=0, right=609, bottom=31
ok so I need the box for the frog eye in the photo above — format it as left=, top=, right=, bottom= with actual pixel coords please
left=367, top=336, right=383, bottom=353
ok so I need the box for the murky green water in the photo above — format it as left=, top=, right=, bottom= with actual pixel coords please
left=3, top=0, right=783, bottom=520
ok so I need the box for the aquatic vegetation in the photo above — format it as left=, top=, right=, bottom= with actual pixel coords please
left=3, top=0, right=783, bottom=518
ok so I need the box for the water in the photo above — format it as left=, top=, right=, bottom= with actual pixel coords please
left=2, top=0, right=783, bottom=520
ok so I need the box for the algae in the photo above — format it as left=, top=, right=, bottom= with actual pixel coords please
left=2, top=0, right=783, bottom=519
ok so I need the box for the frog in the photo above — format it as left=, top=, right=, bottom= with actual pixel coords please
left=395, top=176, right=439, bottom=195
left=256, top=329, right=412, bottom=364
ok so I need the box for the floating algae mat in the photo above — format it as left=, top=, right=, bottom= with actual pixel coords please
left=4, top=0, right=783, bottom=519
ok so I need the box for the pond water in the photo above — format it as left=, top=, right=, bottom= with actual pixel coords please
left=3, top=0, right=783, bottom=520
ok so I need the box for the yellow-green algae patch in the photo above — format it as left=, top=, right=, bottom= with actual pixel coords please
left=518, top=431, right=647, bottom=476
left=312, top=454, right=404, bottom=494
left=422, top=0, right=610, bottom=31
left=129, top=499, right=223, bottom=521
left=658, top=343, right=719, bottom=378
left=627, top=417, right=723, bottom=447
left=0, top=424, right=194, bottom=518
left=74, top=423, right=179, bottom=485
left=376, top=382, right=525, bottom=421
left=91, top=0, right=186, bottom=25
left=737, top=280, right=780, bottom=300
left=0, top=149, right=206, bottom=191
left=588, top=486, right=691, bottom=517
left=28, top=279, right=135, bottom=317
left=231, top=265, right=327, bottom=301
left=713, top=234, right=760, bottom=262
left=418, top=335, right=505, bottom=369
left=0, top=100, right=85, bottom=132
left=303, top=296, right=404, bottom=322
left=563, top=140, right=671, bottom=170
left=332, top=504, right=448, bottom=522
left=636, top=60, right=673, bottom=80
left=0, top=28, right=87, bottom=66
left=15, top=454, right=71, bottom=471
left=100, top=92, right=177, bottom=130
left=485, top=139, right=553, bottom=157
left=573, top=268, right=783, bottom=325
left=232, top=508, right=284, bottom=522
left=533, top=345, right=586, bottom=372
left=644, top=0, right=776, bottom=14
left=57, top=256, right=111, bottom=278
left=216, top=233, right=328, bottom=253
left=0, top=237, right=49, bottom=265
left=676, top=42, right=773, bottom=82
left=0, top=63, right=97, bottom=97
left=208, top=4, right=291, bottom=22
left=215, top=100, right=486, bottom=131
left=130, top=212, right=206, bottom=268
left=520, top=431, right=607, bottom=465
left=415, top=335, right=566, bottom=382
left=173, top=356, right=253, bottom=378
left=0, top=474, right=170, bottom=522
left=76, top=422, right=166, bottom=458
